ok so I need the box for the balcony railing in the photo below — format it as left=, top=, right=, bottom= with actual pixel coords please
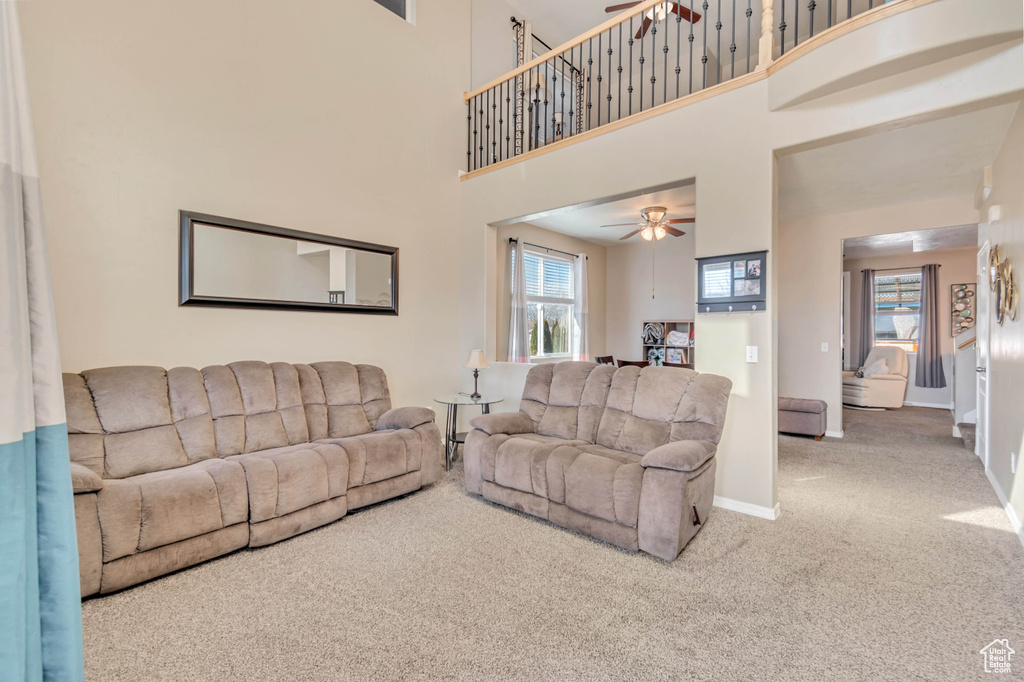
left=463, top=0, right=909, bottom=175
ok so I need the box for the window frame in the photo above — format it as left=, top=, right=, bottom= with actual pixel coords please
left=514, top=246, right=576, bottom=360
left=873, top=269, right=922, bottom=353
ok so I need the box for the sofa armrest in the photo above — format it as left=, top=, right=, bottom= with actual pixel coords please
left=470, top=412, right=535, bottom=436
left=375, top=406, right=435, bottom=431
left=841, top=370, right=857, bottom=378
left=641, top=440, right=717, bottom=473
left=70, top=462, right=104, bottom=494
left=871, top=373, right=906, bottom=381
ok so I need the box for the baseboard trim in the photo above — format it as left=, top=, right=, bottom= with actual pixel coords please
left=825, top=430, right=844, bottom=439
left=713, top=496, right=781, bottom=520
left=985, top=468, right=1024, bottom=551
left=902, top=401, right=954, bottom=410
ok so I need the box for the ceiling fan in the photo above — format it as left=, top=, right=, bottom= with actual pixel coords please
left=604, top=2, right=703, bottom=40
left=601, top=206, right=694, bottom=241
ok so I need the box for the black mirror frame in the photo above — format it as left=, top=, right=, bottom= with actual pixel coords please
left=178, top=210, right=399, bottom=315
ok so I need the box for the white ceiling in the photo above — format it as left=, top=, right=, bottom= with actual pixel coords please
left=778, top=102, right=1019, bottom=221
left=842, top=224, right=978, bottom=260
left=522, top=183, right=696, bottom=246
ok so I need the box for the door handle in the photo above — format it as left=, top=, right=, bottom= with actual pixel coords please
left=976, top=367, right=987, bottom=373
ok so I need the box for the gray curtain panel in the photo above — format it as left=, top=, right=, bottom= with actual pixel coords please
left=916, top=264, right=947, bottom=388
left=858, top=269, right=876, bottom=367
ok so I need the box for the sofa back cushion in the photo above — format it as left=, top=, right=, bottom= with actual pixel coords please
left=595, top=366, right=732, bottom=454
left=72, top=366, right=218, bottom=478
left=517, top=363, right=732, bottom=455
left=520, top=362, right=615, bottom=442
left=294, top=362, right=391, bottom=440
left=202, top=361, right=311, bottom=456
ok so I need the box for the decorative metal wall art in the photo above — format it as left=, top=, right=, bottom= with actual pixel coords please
left=950, top=283, right=976, bottom=337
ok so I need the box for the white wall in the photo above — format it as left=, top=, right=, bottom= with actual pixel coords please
left=979, top=103, right=1024, bottom=542
left=843, top=247, right=977, bottom=409
left=18, top=0, right=472, bottom=411
left=494, top=222, right=607, bottom=361
left=778, top=197, right=980, bottom=435
left=605, top=233, right=697, bottom=362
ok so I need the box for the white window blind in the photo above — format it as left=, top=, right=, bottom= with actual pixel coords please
left=513, top=247, right=576, bottom=358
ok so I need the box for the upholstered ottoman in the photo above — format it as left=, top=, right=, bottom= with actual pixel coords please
left=778, top=398, right=827, bottom=440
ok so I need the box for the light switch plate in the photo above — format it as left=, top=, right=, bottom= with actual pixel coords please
left=821, top=342, right=828, bottom=352
left=746, top=346, right=758, bottom=363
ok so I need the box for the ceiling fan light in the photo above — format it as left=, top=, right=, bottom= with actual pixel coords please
left=654, top=225, right=666, bottom=240
left=641, top=226, right=654, bottom=241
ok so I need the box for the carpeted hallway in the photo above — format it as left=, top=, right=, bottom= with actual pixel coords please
left=81, top=407, right=1024, bottom=681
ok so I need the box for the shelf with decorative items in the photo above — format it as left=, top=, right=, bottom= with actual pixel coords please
left=641, top=320, right=695, bottom=366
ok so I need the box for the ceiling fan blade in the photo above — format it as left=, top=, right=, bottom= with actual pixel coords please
left=619, top=229, right=643, bottom=240
left=605, top=2, right=641, bottom=11
left=663, top=226, right=687, bottom=237
left=600, top=222, right=645, bottom=228
left=663, top=218, right=695, bottom=224
left=635, top=17, right=653, bottom=40
left=669, top=2, right=703, bottom=23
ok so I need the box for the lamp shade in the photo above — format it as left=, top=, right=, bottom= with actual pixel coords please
left=465, top=349, right=488, bottom=370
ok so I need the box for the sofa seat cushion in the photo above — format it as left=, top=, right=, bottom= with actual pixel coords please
left=96, top=458, right=248, bottom=563
left=228, top=443, right=349, bottom=523
left=483, top=435, right=588, bottom=497
left=545, top=444, right=643, bottom=528
left=317, top=429, right=422, bottom=488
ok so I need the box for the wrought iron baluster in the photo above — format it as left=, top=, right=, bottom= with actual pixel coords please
left=607, top=30, right=613, bottom=122
left=466, top=101, right=471, bottom=171
left=827, top=0, right=832, bottom=30
left=587, top=39, right=593, bottom=130
left=716, top=0, right=722, bottom=85
left=650, top=15, right=657, bottom=109
left=568, top=46, right=575, bottom=137
left=689, top=0, right=695, bottom=94
left=779, top=0, right=787, bottom=56
left=676, top=5, right=682, bottom=100
left=560, top=53, right=566, bottom=142
left=491, top=88, right=498, bottom=163
left=544, top=60, right=550, bottom=145
left=478, top=96, right=484, bottom=168
left=730, top=0, right=737, bottom=79
left=639, top=15, right=645, bottom=111
left=848, top=0, right=852, bottom=20
left=663, top=1, right=669, bottom=104
left=534, top=73, right=542, bottom=149
left=628, top=17, right=634, bottom=115
left=505, top=80, right=511, bottom=159
left=617, top=24, right=623, bottom=121
left=746, top=0, right=752, bottom=74
left=808, top=0, right=816, bottom=38
left=702, top=0, right=709, bottom=89
left=596, top=32, right=603, bottom=127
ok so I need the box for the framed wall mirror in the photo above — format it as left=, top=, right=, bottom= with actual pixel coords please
left=179, top=211, right=398, bottom=314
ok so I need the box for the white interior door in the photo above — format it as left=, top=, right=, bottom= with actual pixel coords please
left=976, top=242, right=991, bottom=467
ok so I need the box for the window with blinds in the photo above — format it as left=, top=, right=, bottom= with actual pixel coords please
left=513, top=247, right=576, bottom=358
left=874, top=272, right=922, bottom=352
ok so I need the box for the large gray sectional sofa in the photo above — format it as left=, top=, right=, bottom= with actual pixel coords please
left=65, top=360, right=443, bottom=596
left=464, top=362, right=732, bottom=561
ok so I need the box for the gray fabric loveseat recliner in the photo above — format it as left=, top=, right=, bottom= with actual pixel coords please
left=65, top=360, right=443, bottom=596
left=464, top=362, right=732, bottom=561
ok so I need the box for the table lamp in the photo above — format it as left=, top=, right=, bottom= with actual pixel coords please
left=465, top=350, right=488, bottom=399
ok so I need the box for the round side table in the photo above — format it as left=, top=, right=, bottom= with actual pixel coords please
left=433, top=394, right=504, bottom=471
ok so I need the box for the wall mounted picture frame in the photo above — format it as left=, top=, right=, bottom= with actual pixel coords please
left=696, top=250, right=768, bottom=313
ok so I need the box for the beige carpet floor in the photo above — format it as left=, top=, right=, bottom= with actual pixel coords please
left=82, top=407, right=1024, bottom=681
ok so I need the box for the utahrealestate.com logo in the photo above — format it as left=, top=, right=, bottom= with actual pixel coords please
left=980, top=639, right=1014, bottom=674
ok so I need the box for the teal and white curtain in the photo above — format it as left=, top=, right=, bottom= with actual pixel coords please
left=1, top=4, right=85, bottom=679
